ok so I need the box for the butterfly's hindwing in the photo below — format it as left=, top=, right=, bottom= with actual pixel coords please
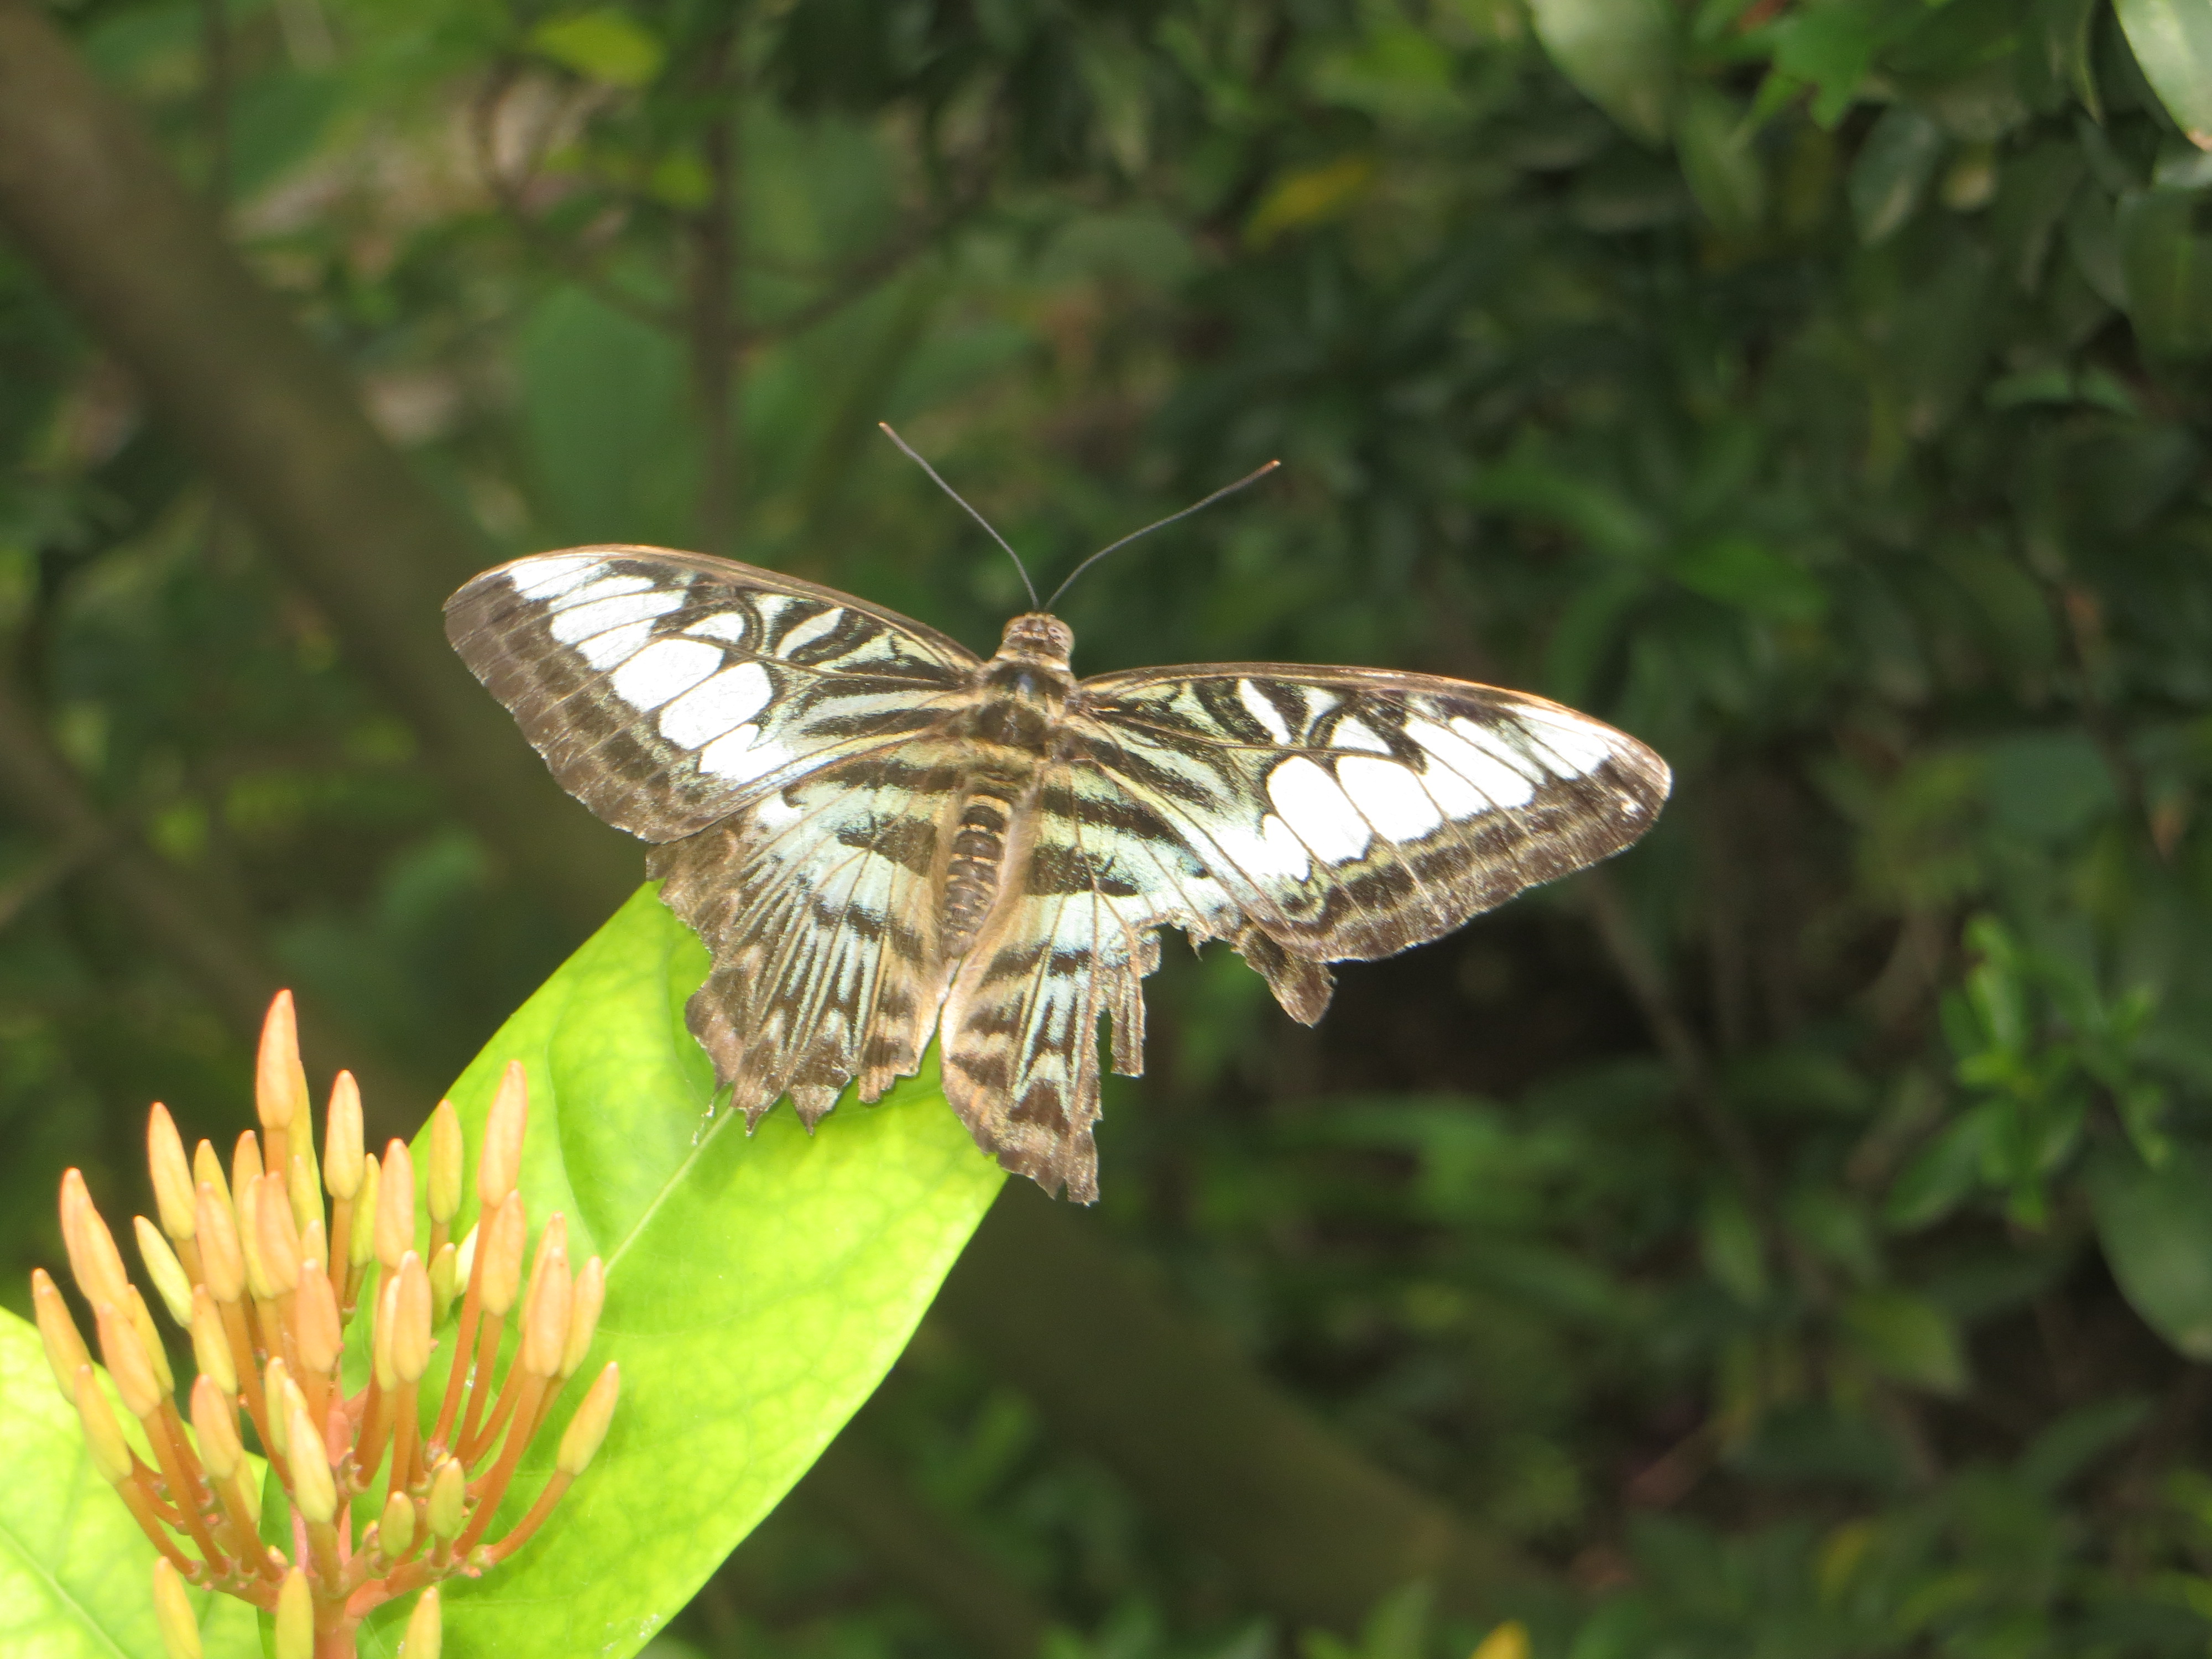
left=937, top=765, right=1250, bottom=1203
left=1074, top=665, right=1671, bottom=968
left=444, top=547, right=979, bottom=842
left=647, top=740, right=969, bottom=1126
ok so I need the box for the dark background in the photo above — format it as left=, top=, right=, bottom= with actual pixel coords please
left=4, top=0, right=2212, bottom=1654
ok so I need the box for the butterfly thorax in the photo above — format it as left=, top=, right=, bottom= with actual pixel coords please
left=940, top=613, right=1079, bottom=957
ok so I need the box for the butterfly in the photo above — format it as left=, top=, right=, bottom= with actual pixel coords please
left=445, top=468, right=1670, bottom=1202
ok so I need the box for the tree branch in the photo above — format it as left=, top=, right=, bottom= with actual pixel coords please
left=933, top=1182, right=1542, bottom=1632
left=0, top=667, right=429, bottom=1131
left=0, top=0, right=636, bottom=932
left=789, top=1432, right=1052, bottom=1659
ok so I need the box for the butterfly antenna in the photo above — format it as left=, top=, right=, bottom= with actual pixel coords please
left=1044, top=459, right=1282, bottom=612
left=879, top=422, right=1040, bottom=610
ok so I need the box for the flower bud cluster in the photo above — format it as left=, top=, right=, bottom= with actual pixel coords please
left=33, top=992, right=619, bottom=1659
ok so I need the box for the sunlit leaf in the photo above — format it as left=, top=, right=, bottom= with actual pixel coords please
left=529, top=9, right=667, bottom=90
left=2115, top=0, right=2212, bottom=148
left=1528, top=0, right=1676, bottom=144
left=356, top=887, right=1004, bottom=1656
left=0, top=1308, right=260, bottom=1658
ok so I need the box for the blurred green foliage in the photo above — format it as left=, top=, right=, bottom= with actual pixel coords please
left=6, top=0, right=2212, bottom=1655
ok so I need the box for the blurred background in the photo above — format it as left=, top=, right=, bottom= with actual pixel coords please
left=3, top=0, right=2212, bottom=1653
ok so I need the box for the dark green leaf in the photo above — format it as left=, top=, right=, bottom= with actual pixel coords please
left=2119, top=187, right=2212, bottom=355
left=1849, top=104, right=1946, bottom=244
left=1840, top=1287, right=1970, bottom=1395
left=2088, top=1143, right=2212, bottom=1360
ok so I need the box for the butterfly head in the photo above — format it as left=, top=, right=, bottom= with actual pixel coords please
left=997, top=612, right=1074, bottom=667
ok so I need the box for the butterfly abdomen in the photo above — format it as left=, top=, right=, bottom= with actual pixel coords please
left=942, top=784, right=1019, bottom=955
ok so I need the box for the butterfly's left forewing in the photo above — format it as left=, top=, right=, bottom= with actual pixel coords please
left=445, top=546, right=979, bottom=842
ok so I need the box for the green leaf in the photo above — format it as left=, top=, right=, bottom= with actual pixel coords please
left=1671, top=536, right=1827, bottom=622
left=2088, top=1143, right=2212, bottom=1360
left=1840, top=1287, right=1970, bottom=1395
left=1849, top=104, right=1946, bottom=246
left=520, top=287, right=696, bottom=546
left=2119, top=187, right=2212, bottom=356
left=1885, top=1107, right=1992, bottom=1230
left=359, top=886, right=1004, bottom=1656
left=0, top=1307, right=259, bottom=1658
left=1528, top=0, right=1677, bottom=144
left=1699, top=1187, right=1770, bottom=1306
left=2115, top=0, right=2212, bottom=147
left=528, top=9, right=667, bottom=89
left=1674, top=86, right=1766, bottom=238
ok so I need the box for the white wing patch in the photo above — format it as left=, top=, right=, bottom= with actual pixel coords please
left=1336, top=754, right=1446, bottom=840
left=1238, top=680, right=1293, bottom=743
left=512, top=555, right=604, bottom=600
left=1266, top=756, right=1374, bottom=864
left=700, top=727, right=794, bottom=782
left=611, top=636, right=723, bottom=713
left=1517, top=705, right=1620, bottom=776
left=660, top=662, right=775, bottom=748
left=778, top=608, right=847, bottom=654
left=1329, top=718, right=1393, bottom=754
left=1405, top=717, right=1536, bottom=810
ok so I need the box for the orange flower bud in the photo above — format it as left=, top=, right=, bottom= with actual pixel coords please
left=147, top=1104, right=196, bottom=1243
left=377, top=1140, right=416, bottom=1272
left=123, top=1286, right=174, bottom=1397
left=195, top=1181, right=244, bottom=1304
left=254, top=1174, right=302, bottom=1297
left=324, top=1071, right=364, bottom=1201
left=274, top=1565, right=312, bottom=1659
left=426, top=1100, right=463, bottom=1227
left=425, top=1458, right=466, bottom=1541
left=402, top=1585, right=442, bottom=1658
left=151, top=1557, right=202, bottom=1659
left=295, top=1256, right=342, bottom=1378
left=192, top=1138, right=228, bottom=1208
left=133, top=1217, right=194, bottom=1326
left=74, top=1364, right=134, bottom=1481
left=478, top=1062, right=528, bottom=1209
left=95, top=1301, right=162, bottom=1418
left=373, top=1276, right=401, bottom=1394
left=59, top=1169, right=129, bottom=1310
left=188, top=1287, right=237, bottom=1397
left=562, top=1256, right=606, bottom=1378
left=190, top=1372, right=243, bottom=1481
left=520, top=1235, right=571, bottom=1380
left=557, top=1362, right=620, bottom=1476
left=377, top=1488, right=415, bottom=1561
left=255, top=990, right=307, bottom=1136
left=30, top=1267, right=91, bottom=1402
left=478, top=1193, right=526, bottom=1318
left=231, top=1130, right=263, bottom=1202
left=392, top=1251, right=434, bottom=1385
left=350, top=1151, right=381, bottom=1269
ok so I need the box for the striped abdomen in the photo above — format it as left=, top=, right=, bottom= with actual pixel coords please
left=942, top=784, right=1018, bottom=956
